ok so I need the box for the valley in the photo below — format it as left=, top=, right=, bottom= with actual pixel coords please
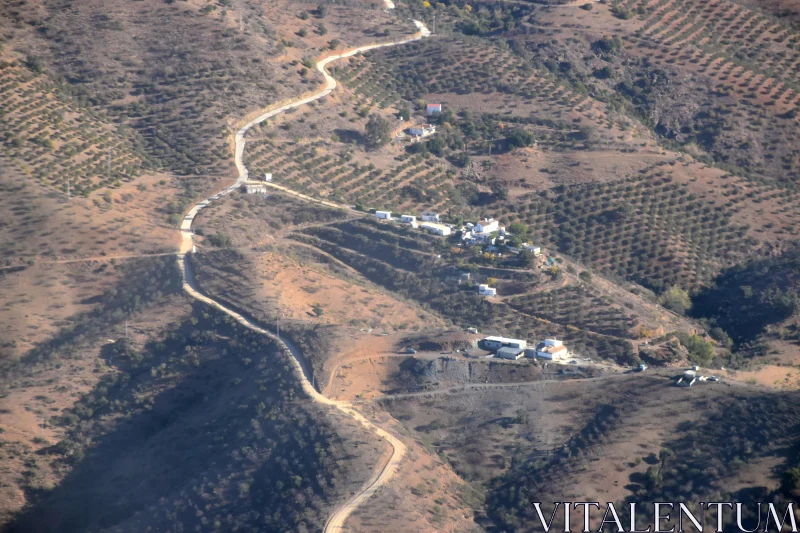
left=1, top=0, right=799, bottom=531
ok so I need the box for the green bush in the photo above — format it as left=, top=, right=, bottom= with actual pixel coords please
left=206, top=233, right=233, bottom=247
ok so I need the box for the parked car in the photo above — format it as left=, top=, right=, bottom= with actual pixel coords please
left=405, top=348, right=417, bottom=354
left=568, top=360, right=578, bottom=365
left=709, top=375, right=719, bottom=382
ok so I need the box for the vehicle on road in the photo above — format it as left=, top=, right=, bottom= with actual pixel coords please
left=709, top=375, right=719, bottom=382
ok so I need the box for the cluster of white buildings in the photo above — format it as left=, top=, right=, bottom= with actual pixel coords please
left=406, top=104, right=443, bottom=138
left=375, top=210, right=452, bottom=236
left=479, top=336, right=570, bottom=361
left=461, top=218, right=501, bottom=245
left=373, top=210, right=545, bottom=298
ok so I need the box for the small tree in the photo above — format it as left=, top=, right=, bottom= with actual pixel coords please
left=658, top=286, right=691, bottom=315
left=508, top=222, right=529, bottom=238
left=364, top=114, right=391, bottom=150
left=506, top=129, right=534, bottom=149
left=520, top=250, right=536, bottom=268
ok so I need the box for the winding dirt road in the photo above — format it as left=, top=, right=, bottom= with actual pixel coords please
left=176, top=13, right=431, bottom=533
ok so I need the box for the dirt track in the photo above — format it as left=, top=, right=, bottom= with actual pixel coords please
left=176, top=11, right=431, bottom=533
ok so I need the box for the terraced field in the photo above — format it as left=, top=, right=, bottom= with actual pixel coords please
left=495, top=163, right=754, bottom=291
left=244, top=137, right=456, bottom=212
left=634, top=0, right=800, bottom=113
left=0, top=56, right=147, bottom=196
left=339, top=38, right=600, bottom=124
left=508, top=285, right=638, bottom=338
left=290, top=217, right=639, bottom=363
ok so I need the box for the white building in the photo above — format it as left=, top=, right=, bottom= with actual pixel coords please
left=524, top=244, right=542, bottom=256
left=426, top=103, right=442, bottom=116
left=482, top=336, right=527, bottom=351
left=408, top=124, right=436, bottom=137
left=474, top=218, right=499, bottom=234
left=536, top=339, right=568, bottom=360
left=264, top=173, right=273, bottom=182
left=496, top=347, right=525, bottom=360
left=478, top=284, right=496, bottom=297
left=375, top=210, right=392, bottom=220
left=420, top=222, right=451, bottom=236
left=421, top=212, right=440, bottom=222
left=400, top=214, right=417, bottom=224
left=243, top=183, right=267, bottom=194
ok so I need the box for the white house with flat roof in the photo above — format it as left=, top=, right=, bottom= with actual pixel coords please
left=426, top=103, right=442, bottom=115
left=375, top=210, right=392, bottom=220
left=496, top=346, right=525, bottom=360
left=478, top=284, right=497, bottom=297
left=408, top=124, right=436, bottom=137
left=524, top=244, right=542, bottom=256
left=420, top=222, right=451, bottom=236
left=243, top=183, right=267, bottom=194
left=482, top=336, right=527, bottom=351
left=400, top=214, right=417, bottom=224
left=421, top=212, right=440, bottom=222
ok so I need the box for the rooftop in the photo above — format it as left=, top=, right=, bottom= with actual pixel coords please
left=420, top=222, right=450, bottom=231
left=537, top=344, right=567, bottom=354
left=484, top=335, right=525, bottom=344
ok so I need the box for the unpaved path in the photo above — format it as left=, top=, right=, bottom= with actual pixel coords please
left=367, top=372, right=622, bottom=402
left=177, top=13, right=431, bottom=533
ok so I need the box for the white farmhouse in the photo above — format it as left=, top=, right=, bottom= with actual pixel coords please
left=474, top=218, right=499, bottom=234
left=536, top=339, right=568, bottom=360
left=400, top=214, right=417, bottom=224
left=408, top=124, right=436, bottom=137
left=375, top=210, right=392, bottom=220
left=421, top=212, right=440, bottom=222
left=478, top=284, right=497, bottom=297
left=420, top=222, right=451, bottom=236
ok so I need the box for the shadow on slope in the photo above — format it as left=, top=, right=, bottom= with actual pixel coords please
left=4, top=303, right=367, bottom=533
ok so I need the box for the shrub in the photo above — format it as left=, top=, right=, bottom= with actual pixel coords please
left=658, top=286, right=691, bottom=315
left=206, top=233, right=233, bottom=247
left=364, top=114, right=391, bottom=150
left=677, top=333, right=714, bottom=365
left=506, top=129, right=534, bottom=149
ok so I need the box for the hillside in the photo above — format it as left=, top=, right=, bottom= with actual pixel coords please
left=381, top=373, right=800, bottom=531
left=691, top=248, right=800, bottom=358
left=2, top=0, right=800, bottom=530
left=0, top=257, right=385, bottom=530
